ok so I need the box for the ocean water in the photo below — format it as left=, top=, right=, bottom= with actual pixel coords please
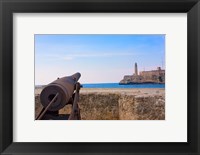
left=82, top=83, right=165, bottom=88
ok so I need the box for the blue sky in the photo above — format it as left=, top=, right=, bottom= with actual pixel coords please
left=35, top=34, right=165, bottom=85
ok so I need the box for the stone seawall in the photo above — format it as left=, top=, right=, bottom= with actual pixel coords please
left=35, top=88, right=165, bottom=120
left=78, top=93, right=164, bottom=120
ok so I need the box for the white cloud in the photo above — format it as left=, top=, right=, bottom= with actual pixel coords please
left=39, top=51, right=139, bottom=61
left=63, top=56, right=73, bottom=60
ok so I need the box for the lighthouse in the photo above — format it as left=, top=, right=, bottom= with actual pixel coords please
left=134, top=63, right=138, bottom=76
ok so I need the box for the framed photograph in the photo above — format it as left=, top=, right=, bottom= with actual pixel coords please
left=35, top=34, right=166, bottom=121
left=0, top=0, right=200, bottom=154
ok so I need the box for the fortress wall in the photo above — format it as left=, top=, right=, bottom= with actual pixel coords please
left=78, top=93, right=165, bottom=120
left=35, top=89, right=165, bottom=120
left=120, top=63, right=165, bottom=84
left=140, top=70, right=165, bottom=77
left=78, top=94, right=120, bottom=120
left=120, top=70, right=165, bottom=84
left=118, top=95, right=137, bottom=120
left=139, top=70, right=165, bottom=82
left=140, top=71, right=159, bottom=77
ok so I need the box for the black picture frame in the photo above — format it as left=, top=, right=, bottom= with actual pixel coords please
left=0, top=0, right=200, bottom=154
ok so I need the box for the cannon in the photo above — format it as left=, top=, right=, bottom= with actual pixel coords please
left=36, top=72, right=81, bottom=120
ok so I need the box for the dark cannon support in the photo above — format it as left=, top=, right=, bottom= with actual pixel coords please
left=36, top=72, right=81, bottom=120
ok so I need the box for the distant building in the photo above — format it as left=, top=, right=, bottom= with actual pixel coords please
left=119, top=63, right=165, bottom=84
left=140, top=67, right=165, bottom=83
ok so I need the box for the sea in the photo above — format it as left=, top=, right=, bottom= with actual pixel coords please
left=36, top=83, right=165, bottom=89
left=82, top=83, right=165, bottom=88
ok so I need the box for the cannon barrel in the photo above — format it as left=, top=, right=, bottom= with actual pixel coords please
left=40, top=72, right=81, bottom=111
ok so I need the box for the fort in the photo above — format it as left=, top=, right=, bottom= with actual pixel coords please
left=119, top=63, right=165, bottom=84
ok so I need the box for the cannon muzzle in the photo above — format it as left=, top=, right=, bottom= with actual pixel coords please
left=40, top=72, right=81, bottom=111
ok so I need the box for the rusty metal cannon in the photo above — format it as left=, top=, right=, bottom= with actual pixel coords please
left=36, top=72, right=81, bottom=120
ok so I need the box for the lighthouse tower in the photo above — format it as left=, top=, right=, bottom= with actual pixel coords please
left=134, top=63, right=138, bottom=76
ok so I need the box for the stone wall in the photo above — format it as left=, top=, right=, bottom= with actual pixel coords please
left=78, top=93, right=165, bottom=120
left=140, top=70, right=165, bottom=82
left=79, top=94, right=120, bottom=120
left=35, top=89, right=165, bottom=120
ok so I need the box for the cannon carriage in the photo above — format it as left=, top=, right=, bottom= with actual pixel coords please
left=36, top=72, right=81, bottom=120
